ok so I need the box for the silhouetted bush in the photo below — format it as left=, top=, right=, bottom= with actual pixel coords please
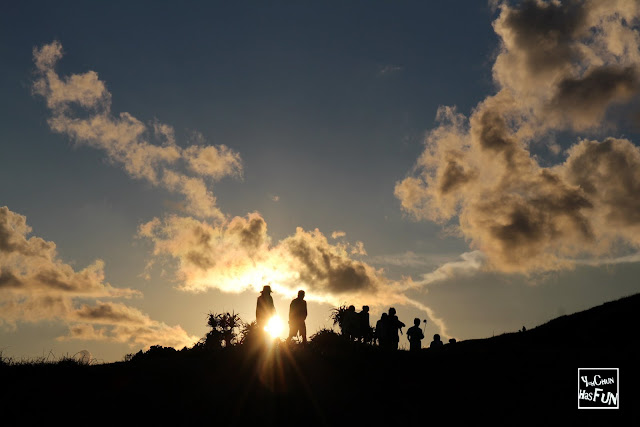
left=329, top=304, right=349, bottom=334
left=238, top=320, right=262, bottom=346
left=205, top=311, right=243, bottom=348
left=125, top=345, right=179, bottom=362
left=309, top=328, right=347, bottom=355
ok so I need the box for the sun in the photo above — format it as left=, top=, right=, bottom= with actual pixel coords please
left=264, top=315, right=284, bottom=339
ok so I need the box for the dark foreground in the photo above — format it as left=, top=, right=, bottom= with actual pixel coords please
left=3, top=294, right=640, bottom=425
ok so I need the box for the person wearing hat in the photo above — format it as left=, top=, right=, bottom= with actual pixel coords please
left=256, top=285, right=276, bottom=328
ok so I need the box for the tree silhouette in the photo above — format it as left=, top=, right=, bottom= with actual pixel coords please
left=205, top=312, right=243, bottom=348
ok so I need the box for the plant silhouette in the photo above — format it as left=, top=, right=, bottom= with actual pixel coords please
left=205, top=311, right=243, bottom=348
left=329, top=304, right=349, bottom=334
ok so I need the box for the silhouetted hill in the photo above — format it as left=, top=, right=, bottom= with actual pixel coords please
left=2, top=294, right=639, bottom=425
left=455, top=291, right=640, bottom=355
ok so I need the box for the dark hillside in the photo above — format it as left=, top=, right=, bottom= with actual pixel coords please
left=2, top=294, right=639, bottom=425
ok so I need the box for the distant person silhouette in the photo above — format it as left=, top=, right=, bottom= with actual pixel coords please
left=407, top=318, right=425, bottom=352
left=359, top=305, right=371, bottom=343
left=430, top=333, right=443, bottom=349
left=288, top=290, right=308, bottom=344
left=256, top=285, right=276, bottom=329
left=375, top=312, right=389, bottom=349
left=387, top=307, right=405, bottom=351
left=344, top=305, right=359, bottom=341
left=448, top=338, right=456, bottom=345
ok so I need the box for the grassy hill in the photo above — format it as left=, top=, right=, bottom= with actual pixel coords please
left=2, top=293, right=639, bottom=425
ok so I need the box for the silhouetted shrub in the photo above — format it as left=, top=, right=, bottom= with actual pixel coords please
left=329, top=305, right=349, bottom=334
left=309, top=328, right=346, bottom=355
left=205, top=311, right=244, bottom=348
left=238, top=320, right=261, bottom=346
left=126, top=345, right=179, bottom=362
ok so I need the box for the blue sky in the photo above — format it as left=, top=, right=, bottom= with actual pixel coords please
left=2, top=1, right=640, bottom=362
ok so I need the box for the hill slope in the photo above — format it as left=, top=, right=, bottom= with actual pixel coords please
left=2, top=293, right=639, bottom=425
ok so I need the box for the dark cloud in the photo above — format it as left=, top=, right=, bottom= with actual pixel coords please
left=0, top=270, right=22, bottom=289
left=439, top=151, right=477, bottom=194
left=185, top=251, right=215, bottom=270
left=283, top=231, right=374, bottom=294
left=501, top=0, right=589, bottom=75
left=565, top=138, right=640, bottom=232
left=550, top=65, right=640, bottom=127
left=74, top=303, right=148, bottom=325
left=229, top=214, right=268, bottom=250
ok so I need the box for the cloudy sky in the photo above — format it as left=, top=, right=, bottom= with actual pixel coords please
left=2, top=0, right=640, bottom=362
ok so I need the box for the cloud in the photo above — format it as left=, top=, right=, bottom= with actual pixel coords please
left=350, top=241, right=367, bottom=256
left=331, top=231, right=346, bottom=239
left=367, top=251, right=456, bottom=268
left=574, top=251, right=640, bottom=266
left=492, top=0, right=640, bottom=132
left=404, top=251, right=486, bottom=289
left=0, top=206, right=197, bottom=349
left=378, top=64, right=404, bottom=76
left=138, top=213, right=379, bottom=299
left=32, top=41, right=242, bottom=221
left=0, top=206, right=135, bottom=299
left=396, top=0, right=640, bottom=273
left=138, top=212, right=452, bottom=335
left=58, top=321, right=196, bottom=349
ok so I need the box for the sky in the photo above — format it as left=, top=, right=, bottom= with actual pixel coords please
left=2, top=0, right=640, bottom=363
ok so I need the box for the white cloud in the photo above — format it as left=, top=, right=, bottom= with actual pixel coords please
left=32, top=41, right=242, bottom=221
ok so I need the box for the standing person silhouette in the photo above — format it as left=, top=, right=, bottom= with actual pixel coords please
left=406, top=318, right=425, bottom=352
left=430, top=334, right=444, bottom=349
left=288, top=290, right=308, bottom=344
left=256, top=285, right=276, bottom=330
left=387, top=307, right=405, bottom=351
left=375, top=312, right=389, bottom=349
left=359, top=305, right=371, bottom=343
left=343, top=305, right=358, bottom=341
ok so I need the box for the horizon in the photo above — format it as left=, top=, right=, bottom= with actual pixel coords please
left=2, top=0, right=640, bottom=363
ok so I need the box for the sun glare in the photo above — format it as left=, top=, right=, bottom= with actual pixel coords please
left=264, top=315, right=284, bottom=339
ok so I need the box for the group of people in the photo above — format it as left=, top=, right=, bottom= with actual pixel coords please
left=373, top=307, right=407, bottom=350
left=255, top=285, right=454, bottom=351
left=256, top=285, right=308, bottom=344
left=341, top=305, right=373, bottom=344
left=378, top=314, right=456, bottom=352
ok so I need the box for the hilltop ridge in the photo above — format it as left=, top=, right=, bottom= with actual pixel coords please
left=2, top=293, right=639, bottom=425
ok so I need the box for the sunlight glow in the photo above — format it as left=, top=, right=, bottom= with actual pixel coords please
left=264, top=315, right=284, bottom=339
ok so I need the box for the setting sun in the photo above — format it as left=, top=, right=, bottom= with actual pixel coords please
left=264, top=315, right=284, bottom=339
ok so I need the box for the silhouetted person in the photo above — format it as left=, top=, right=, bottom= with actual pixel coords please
left=407, top=318, right=424, bottom=352
left=359, top=305, right=371, bottom=343
left=256, top=285, right=276, bottom=330
left=387, top=307, right=405, bottom=350
left=343, top=305, right=358, bottom=341
left=521, top=326, right=527, bottom=332
left=448, top=338, right=456, bottom=345
left=375, top=312, right=389, bottom=349
left=430, top=333, right=443, bottom=349
left=288, top=290, right=308, bottom=344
